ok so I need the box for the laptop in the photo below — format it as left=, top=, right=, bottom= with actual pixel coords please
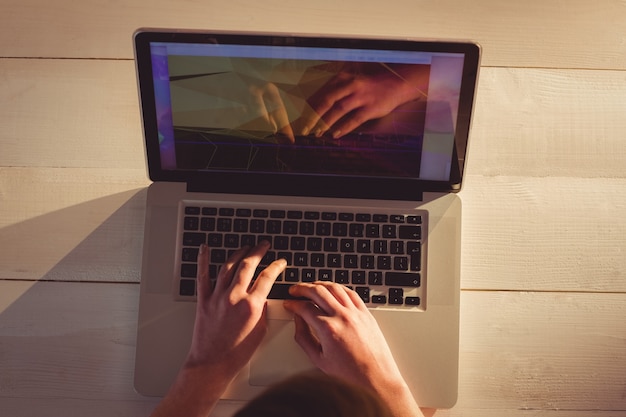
left=133, top=28, right=480, bottom=409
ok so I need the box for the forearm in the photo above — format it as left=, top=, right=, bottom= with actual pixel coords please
left=149, top=364, right=231, bottom=417
left=367, top=375, right=424, bottom=417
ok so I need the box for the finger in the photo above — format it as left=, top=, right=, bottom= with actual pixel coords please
left=250, top=258, right=287, bottom=297
left=230, top=240, right=271, bottom=293
left=287, top=283, right=344, bottom=316
left=292, top=313, right=323, bottom=363
left=214, top=245, right=251, bottom=293
left=264, top=87, right=295, bottom=144
left=343, top=284, right=370, bottom=311
left=272, top=110, right=295, bottom=144
left=196, top=244, right=212, bottom=302
left=301, top=91, right=343, bottom=136
left=306, top=83, right=352, bottom=136
left=313, top=281, right=355, bottom=308
left=316, top=98, right=363, bottom=138
left=284, top=300, right=324, bottom=343
left=328, top=107, right=373, bottom=139
left=249, top=87, right=271, bottom=124
left=297, top=107, right=320, bottom=136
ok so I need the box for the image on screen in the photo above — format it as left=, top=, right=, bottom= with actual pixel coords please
left=149, top=42, right=464, bottom=181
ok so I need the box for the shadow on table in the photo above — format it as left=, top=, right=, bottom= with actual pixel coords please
left=0, top=188, right=147, bottom=283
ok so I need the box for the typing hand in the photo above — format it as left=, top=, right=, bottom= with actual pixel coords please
left=150, top=241, right=286, bottom=417
left=186, top=241, right=286, bottom=377
left=283, top=282, right=423, bottom=417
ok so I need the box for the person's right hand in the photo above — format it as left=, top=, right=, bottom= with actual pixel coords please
left=283, top=282, right=423, bottom=417
left=294, top=63, right=429, bottom=140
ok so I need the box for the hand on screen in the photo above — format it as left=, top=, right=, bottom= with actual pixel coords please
left=246, top=82, right=295, bottom=144
left=295, top=63, right=429, bottom=140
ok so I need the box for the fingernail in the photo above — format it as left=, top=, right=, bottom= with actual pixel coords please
left=199, top=244, right=207, bottom=254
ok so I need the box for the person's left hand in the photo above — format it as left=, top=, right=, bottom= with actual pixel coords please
left=185, top=241, right=286, bottom=380
left=150, top=241, right=286, bottom=417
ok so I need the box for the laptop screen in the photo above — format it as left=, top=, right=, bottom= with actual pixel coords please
left=134, top=30, right=480, bottom=200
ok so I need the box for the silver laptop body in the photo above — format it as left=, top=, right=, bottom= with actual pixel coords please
left=133, top=28, right=480, bottom=409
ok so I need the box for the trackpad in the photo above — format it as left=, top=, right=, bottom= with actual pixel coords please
left=249, top=319, right=315, bottom=386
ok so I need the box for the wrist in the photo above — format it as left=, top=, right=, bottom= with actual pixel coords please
left=150, top=364, right=227, bottom=417
left=368, top=375, right=423, bottom=417
left=181, top=354, right=236, bottom=391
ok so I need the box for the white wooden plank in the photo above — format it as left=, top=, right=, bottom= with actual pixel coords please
left=2, top=59, right=625, bottom=179
left=0, top=58, right=144, bottom=170
left=2, top=168, right=625, bottom=292
left=4, top=400, right=625, bottom=417
left=1, top=0, right=626, bottom=70
left=0, top=281, right=624, bottom=416
left=469, top=68, right=626, bottom=179
left=456, top=291, right=626, bottom=412
left=0, top=168, right=148, bottom=282
left=460, top=175, right=626, bottom=292
left=1, top=2, right=623, bottom=417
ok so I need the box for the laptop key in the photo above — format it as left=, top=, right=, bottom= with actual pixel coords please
left=389, top=288, right=404, bottom=305
left=200, top=217, right=215, bottom=231
left=267, top=283, right=307, bottom=300
left=302, top=269, right=315, bottom=282
left=210, top=249, right=226, bottom=264
left=253, top=209, right=269, bottom=218
left=399, top=225, right=421, bottom=240
left=385, top=272, right=421, bottom=287
left=183, top=232, right=206, bottom=246
left=285, top=268, right=299, bottom=282
left=184, top=217, right=199, bottom=230
left=178, top=202, right=426, bottom=310
left=368, top=271, right=383, bottom=285
left=405, top=296, right=421, bottom=306
left=372, top=294, right=387, bottom=304
left=180, top=263, right=197, bottom=278
left=185, top=206, right=201, bottom=215
left=207, top=233, right=223, bottom=247
left=322, top=212, right=337, bottom=220
left=182, top=247, right=199, bottom=262
left=179, top=279, right=196, bottom=296
left=355, top=287, right=370, bottom=303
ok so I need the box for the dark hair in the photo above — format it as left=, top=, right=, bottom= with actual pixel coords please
left=234, top=371, right=393, bottom=417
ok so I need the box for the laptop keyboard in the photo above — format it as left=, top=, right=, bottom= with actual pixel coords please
left=175, top=201, right=426, bottom=310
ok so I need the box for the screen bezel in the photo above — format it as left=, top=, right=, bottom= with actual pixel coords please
left=134, top=29, right=480, bottom=200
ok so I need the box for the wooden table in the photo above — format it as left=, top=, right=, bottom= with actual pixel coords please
left=1, top=1, right=625, bottom=415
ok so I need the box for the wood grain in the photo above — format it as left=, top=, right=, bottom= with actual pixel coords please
left=0, top=59, right=144, bottom=169
left=2, top=59, right=624, bottom=178
left=1, top=0, right=625, bottom=415
left=1, top=0, right=626, bottom=69
left=470, top=68, right=626, bottom=179
left=1, top=281, right=624, bottom=416
left=461, top=175, right=626, bottom=292
left=2, top=168, right=624, bottom=293
left=0, top=168, right=147, bottom=282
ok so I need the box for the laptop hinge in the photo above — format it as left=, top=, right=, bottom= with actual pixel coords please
left=186, top=178, right=424, bottom=202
